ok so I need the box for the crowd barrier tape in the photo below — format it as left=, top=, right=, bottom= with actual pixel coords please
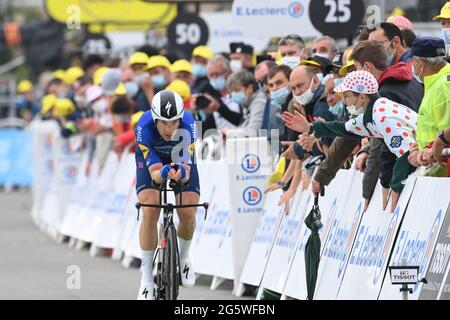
left=28, top=119, right=450, bottom=300
left=0, top=129, right=33, bottom=188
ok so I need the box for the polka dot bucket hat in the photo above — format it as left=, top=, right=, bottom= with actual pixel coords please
left=334, top=70, right=379, bottom=95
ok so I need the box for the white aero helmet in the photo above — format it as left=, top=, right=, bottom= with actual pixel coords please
left=151, top=89, right=185, bottom=122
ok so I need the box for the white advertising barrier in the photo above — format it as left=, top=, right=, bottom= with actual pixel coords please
left=260, top=186, right=309, bottom=294
left=91, top=152, right=135, bottom=249
left=38, top=133, right=81, bottom=236
left=116, top=187, right=138, bottom=254
left=58, top=151, right=89, bottom=237
left=74, top=152, right=119, bottom=243
left=193, top=164, right=233, bottom=280
left=283, top=169, right=353, bottom=300
left=240, top=189, right=284, bottom=287
left=199, top=12, right=268, bottom=54
left=337, top=176, right=416, bottom=300
left=190, top=160, right=217, bottom=257
left=232, top=0, right=320, bottom=38
left=314, top=170, right=365, bottom=300
left=65, top=159, right=100, bottom=239
left=226, top=137, right=271, bottom=291
left=29, top=120, right=59, bottom=225
left=379, top=177, right=450, bottom=300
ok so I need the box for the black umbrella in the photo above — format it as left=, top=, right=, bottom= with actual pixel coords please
left=304, top=188, right=324, bottom=300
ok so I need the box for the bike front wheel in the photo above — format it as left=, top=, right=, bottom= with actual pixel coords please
left=163, top=224, right=179, bottom=300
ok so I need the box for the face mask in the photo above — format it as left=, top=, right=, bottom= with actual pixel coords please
left=151, top=74, right=167, bottom=88
left=114, top=115, right=130, bottom=123
left=209, top=76, right=226, bottom=91
left=133, top=74, right=147, bottom=86
left=192, top=64, right=207, bottom=78
left=316, top=73, right=325, bottom=85
left=281, top=56, right=301, bottom=69
left=294, top=80, right=315, bottom=105
left=125, top=81, right=139, bottom=98
left=412, top=63, right=424, bottom=84
left=442, top=28, right=450, bottom=46
left=385, top=40, right=395, bottom=66
left=270, top=86, right=290, bottom=106
left=315, top=52, right=330, bottom=59
left=345, top=95, right=364, bottom=117
left=92, top=99, right=108, bottom=113
left=74, top=95, right=86, bottom=108
left=230, top=59, right=243, bottom=72
left=330, top=101, right=344, bottom=116
left=230, top=91, right=246, bottom=106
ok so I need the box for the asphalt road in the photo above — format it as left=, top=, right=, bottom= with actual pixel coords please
left=0, top=190, right=249, bottom=300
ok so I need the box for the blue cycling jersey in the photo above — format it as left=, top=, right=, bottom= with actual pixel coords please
left=135, top=111, right=196, bottom=168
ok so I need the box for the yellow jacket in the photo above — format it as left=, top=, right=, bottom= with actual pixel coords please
left=417, top=63, right=450, bottom=150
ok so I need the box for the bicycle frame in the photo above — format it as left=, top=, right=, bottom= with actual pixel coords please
left=135, top=179, right=209, bottom=300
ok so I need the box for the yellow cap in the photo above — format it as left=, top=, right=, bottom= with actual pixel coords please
left=171, top=59, right=193, bottom=74
left=275, top=49, right=282, bottom=65
left=17, top=80, right=33, bottom=93
left=339, top=60, right=355, bottom=77
left=300, top=59, right=321, bottom=68
left=434, top=1, right=450, bottom=20
left=192, top=45, right=213, bottom=61
left=40, top=94, right=57, bottom=115
left=166, top=79, right=191, bottom=101
left=53, top=98, right=76, bottom=117
left=146, top=55, right=171, bottom=71
left=128, top=52, right=149, bottom=66
left=52, top=69, right=67, bottom=82
left=93, top=66, right=109, bottom=85
left=131, top=111, right=144, bottom=130
left=65, top=67, right=85, bottom=85
left=114, top=82, right=127, bottom=95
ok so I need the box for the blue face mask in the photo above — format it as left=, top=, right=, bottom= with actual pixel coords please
left=192, top=64, right=207, bottom=78
left=316, top=73, right=325, bottom=85
left=125, top=81, right=139, bottom=98
left=270, top=87, right=290, bottom=106
left=209, top=76, right=226, bottom=91
left=330, top=101, right=344, bottom=116
left=385, top=40, right=395, bottom=66
left=230, top=91, right=246, bottom=106
left=151, top=74, right=167, bottom=88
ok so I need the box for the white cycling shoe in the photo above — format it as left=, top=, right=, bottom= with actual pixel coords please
left=180, top=259, right=196, bottom=288
left=137, top=282, right=155, bottom=300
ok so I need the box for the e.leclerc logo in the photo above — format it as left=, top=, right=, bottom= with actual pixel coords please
left=241, top=154, right=260, bottom=173
left=243, top=186, right=262, bottom=206
left=235, top=2, right=304, bottom=18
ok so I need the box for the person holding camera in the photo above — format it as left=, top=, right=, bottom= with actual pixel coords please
left=191, top=54, right=242, bottom=133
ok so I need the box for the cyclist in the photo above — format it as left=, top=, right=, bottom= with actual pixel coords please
left=135, top=90, right=200, bottom=300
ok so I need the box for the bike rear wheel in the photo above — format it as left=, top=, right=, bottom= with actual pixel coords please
left=163, top=224, right=179, bottom=300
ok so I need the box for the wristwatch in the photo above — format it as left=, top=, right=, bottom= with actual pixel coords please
left=438, top=130, right=450, bottom=146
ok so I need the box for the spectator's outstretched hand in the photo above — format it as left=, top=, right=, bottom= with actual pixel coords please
left=282, top=110, right=310, bottom=133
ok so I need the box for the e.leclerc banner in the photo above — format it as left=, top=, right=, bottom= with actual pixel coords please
left=226, top=137, right=271, bottom=293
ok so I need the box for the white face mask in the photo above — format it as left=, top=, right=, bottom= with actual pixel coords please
left=230, top=59, right=243, bottom=73
left=315, top=52, right=330, bottom=59
left=346, top=104, right=365, bottom=117
left=412, top=62, right=424, bottom=84
left=281, top=56, right=301, bottom=69
left=294, top=80, right=315, bottom=105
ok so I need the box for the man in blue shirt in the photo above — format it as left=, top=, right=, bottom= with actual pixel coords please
left=135, top=90, right=200, bottom=300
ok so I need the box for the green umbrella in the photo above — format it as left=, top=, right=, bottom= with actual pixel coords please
left=304, top=191, right=324, bottom=300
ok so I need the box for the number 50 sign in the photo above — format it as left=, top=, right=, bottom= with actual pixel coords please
left=167, top=13, right=209, bottom=57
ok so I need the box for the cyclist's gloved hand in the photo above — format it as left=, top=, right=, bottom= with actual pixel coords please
left=177, top=164, right=187, bottom=180
left=160, top=164, right=173, bottom=180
